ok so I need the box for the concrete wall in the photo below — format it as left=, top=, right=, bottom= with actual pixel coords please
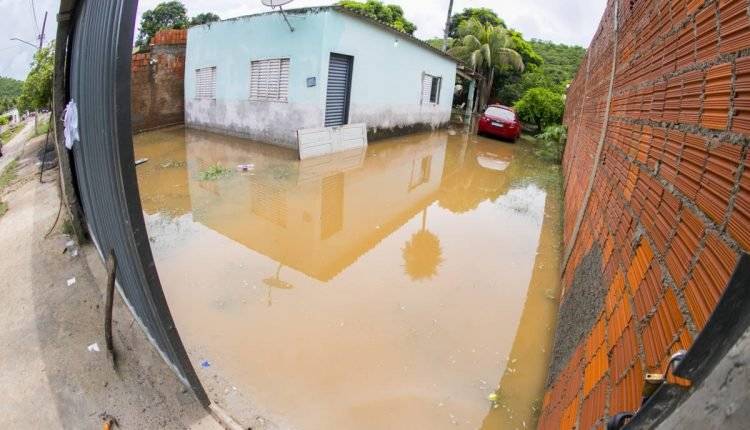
left=320, top=10, right=456, bottom=139
left=540, top=0, right=750, bottom=429
left=131, top=29, right=186, bottom=133
left=184, top=8, right=456, bottom=148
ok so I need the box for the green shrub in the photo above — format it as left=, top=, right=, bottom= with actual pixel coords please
left=515, top=87, right=565, bottom=131
left=534, top=125, right=568, bottom=163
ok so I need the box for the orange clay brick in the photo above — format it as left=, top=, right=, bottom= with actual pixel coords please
left=719, top=0, right=750, bottom=54
left=728, top=151, right=750, bottom=250
left=685, top=234, right=739, bottom=329
left=734, top=57, right=750, bottom=134
left=584, top=345, right=609, bottom=396
left=702, top=63, right=732, bottom=130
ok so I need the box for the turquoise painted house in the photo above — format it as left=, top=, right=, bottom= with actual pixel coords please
left=184, top=6, right=458, bottom=149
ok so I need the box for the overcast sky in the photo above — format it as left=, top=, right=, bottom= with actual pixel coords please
left=0, top=0, right=606, bottom=81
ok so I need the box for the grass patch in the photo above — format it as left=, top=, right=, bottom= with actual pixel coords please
left=61, top=219, right=74, bottom=236
left=33, top=117, right=50, bottom=137
left=1, top=123, right=24, bottom=143
left=0, top=158, right=19, bottom=192
left=0, top=200, right=7, bottom=218
left=199, top=163, right=233, bottom=181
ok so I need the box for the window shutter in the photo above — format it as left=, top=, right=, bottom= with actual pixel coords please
left=195, top=67, right=216, bottom=99
left=421, top=74, right=432, bottom=104
left=250, top=58, right=290, bottom=102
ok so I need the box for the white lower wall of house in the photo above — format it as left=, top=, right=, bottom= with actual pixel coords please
left=349, top=103, right=452, bottom=132
left=185, top=99, right=322, bottom=149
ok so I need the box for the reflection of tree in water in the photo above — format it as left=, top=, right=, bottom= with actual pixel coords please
left=402, top=209, right=444, bottom=280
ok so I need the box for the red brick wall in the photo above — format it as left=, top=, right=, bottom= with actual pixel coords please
left=131, top=29, right=187, bottom=133
left=151, top=28, right=187, bottom=46
left=541, top=0, right=750, bottom=428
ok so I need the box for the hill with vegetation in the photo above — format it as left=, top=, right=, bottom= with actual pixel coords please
left=0, top=77, right=23, bottom=113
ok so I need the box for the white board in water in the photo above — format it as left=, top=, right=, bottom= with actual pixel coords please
left=297, top=123, right=368, bottom=160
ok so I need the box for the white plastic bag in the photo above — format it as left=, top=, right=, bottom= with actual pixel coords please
left=63, top=100, right=79, bottom=150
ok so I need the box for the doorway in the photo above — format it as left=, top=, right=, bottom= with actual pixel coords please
left=324, top=53, right=354, bottom=127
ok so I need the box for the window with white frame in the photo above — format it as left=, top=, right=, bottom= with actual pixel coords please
left=250, top=58, right=290, bottom=102
left=421, top=73, right=442, bottom=104
left=195, top=67, right=216, bottom=99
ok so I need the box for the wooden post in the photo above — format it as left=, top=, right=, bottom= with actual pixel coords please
left=104, top=250, right=117, bottom=359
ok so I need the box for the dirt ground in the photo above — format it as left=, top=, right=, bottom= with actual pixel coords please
left=0, top=134, right=222, bottom=429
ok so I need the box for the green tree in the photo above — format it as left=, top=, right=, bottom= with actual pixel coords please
left=338, top=1, right=417, bottom=34
left=190, top=12, right=220, bottom=26
left=136, top=1, right=189, bottom=47
left=529, top=39, right=586, bottom=89
left=448, top=8, right=505, bottom=38
left=0, top=76, right=23, bottom=114
left=18, top=43, right=54, bottom=112
left=0, top=77, right=23, bottom=99
left=514, top=87, right=565, bottom=131
left=508, top=30, right=543, bottom=68
left=448, top=18, right=524, bottom=109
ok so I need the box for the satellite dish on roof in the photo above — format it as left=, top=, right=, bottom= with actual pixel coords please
left=261, top=0, right=294, bottom=6
left=261, top=0, right=296, bottom=32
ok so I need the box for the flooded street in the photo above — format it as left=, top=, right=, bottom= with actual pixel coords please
left=134, top=126, right=562, bottom=430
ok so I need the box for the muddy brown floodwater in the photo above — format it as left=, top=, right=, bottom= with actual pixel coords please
left=134, top=126, right=563, bottom=430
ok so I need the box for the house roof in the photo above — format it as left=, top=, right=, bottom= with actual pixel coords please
left=210, top=5, right=459, bottom=64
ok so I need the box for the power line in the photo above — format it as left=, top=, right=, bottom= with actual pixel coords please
left=30, top=0, right=40, bottom=36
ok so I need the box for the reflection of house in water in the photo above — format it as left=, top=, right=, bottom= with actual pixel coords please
left=185, top=130, right=448, bottom=281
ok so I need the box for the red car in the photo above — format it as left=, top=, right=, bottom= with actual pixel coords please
left=477, top=105, right=522, bottom=142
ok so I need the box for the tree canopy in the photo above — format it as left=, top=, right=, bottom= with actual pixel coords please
left=18, top=43, right=54, bottom=112
left=514, top=87, right=565, bottom=131
left=448, top=8, right=505, bottom=38
left=494, top=38, right=585, bottom=106
left=337, top=1, right=417, bottom=34
left=529, top=39, right=586, bottom=89
left=0, top=77, right=23, bottom=113
left=190, top=12, right=221, bottom=26
left=449, top=18, right=524, bottom=109
left=137, top=1, right=189, bottom=47
left=136, top=2, right=224, bottom=46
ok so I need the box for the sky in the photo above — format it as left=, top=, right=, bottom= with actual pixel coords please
left=0, top=0, right=606, bottom=81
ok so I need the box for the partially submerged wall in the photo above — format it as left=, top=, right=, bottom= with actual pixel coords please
left=131, top=29, right=186, bottom=133
left=541, top=0, right=750, bottom=428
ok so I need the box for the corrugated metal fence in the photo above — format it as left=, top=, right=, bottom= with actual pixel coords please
left=65, top=0, right=209, bottom=406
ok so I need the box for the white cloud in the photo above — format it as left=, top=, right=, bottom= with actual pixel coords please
left=1, top=0, right=606, bottom=80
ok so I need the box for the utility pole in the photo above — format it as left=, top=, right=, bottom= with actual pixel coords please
left=10, top=8, right=48, bottom=132
left=442, top=0, right=455, bottom=52
left=34, top=12, right=47, bottom=134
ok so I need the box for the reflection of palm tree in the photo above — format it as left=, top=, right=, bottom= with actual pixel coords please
left=402, top=209, right=444, bottom=280
left=262, top=262, right=294, bottom=306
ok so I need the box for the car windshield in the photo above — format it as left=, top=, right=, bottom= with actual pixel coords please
left=485, top=107, right=515, bottom=121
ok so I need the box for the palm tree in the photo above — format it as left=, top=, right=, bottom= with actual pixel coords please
left=448, top=18, right=525, bottom=110
left=402, top=208, right=444, bottom=280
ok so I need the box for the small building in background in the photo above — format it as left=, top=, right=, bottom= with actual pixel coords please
left=184, top=6, right=458, bottom=152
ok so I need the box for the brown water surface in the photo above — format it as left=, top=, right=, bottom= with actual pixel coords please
left=134, top=127, right=562, bottom=430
